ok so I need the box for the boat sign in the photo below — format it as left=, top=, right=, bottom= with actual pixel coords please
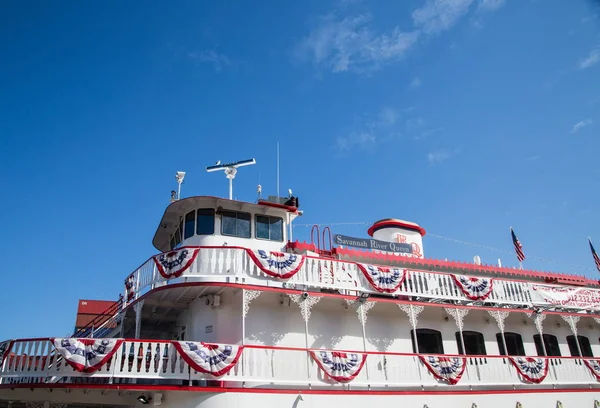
left=333, top=234, right=413, bottom=254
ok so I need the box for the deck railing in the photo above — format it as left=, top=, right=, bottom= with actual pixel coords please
left=121, top=246, right=577, bottom=309
left=1, top=338, right=598, bottom=389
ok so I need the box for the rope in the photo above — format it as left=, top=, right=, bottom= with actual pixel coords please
left=292, top=221, right=597, bottom=274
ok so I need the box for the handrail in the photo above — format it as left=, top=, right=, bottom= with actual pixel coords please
left=72, top=298, right=123, bottom=338
left=310, top=225, right=321, bottom=252
left=2, top=338, right=598, bottom=390
left=0, top=337, right=595, bottom=360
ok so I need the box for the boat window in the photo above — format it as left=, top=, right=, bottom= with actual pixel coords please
left=567, top=335, right=593, bottom=357
left=456, top=331, right=487, bottom=355
left=256, top=215, right=284, bottom=241
left=196, top=208, right=215, bottom=235
left=533, top=334, right=561, bottom=357
left=496, top=332, right=525, bottom=356
left=184, top=211, right=195, bottom=239
left=221, top=210, right=251, bottom=238
left=411, top=329, right=444, bottom=354
left=170, top=236, right=176, bottom=250
left=173, top=226, right=182, bottom=248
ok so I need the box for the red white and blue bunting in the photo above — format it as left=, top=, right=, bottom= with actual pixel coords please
left=509, top=357, right=549, bottom=384
left=0, top=340, right=12, bottom=367
left=153, top=247, right=200, bottom=279
left=172, top=341, right=243, bottom=377
left=310, top=350, right=367, bottom=383
left=246, top=249, right=305, bottom=279
left=584, top=359, right=600, bottom=381
left=419, top=355, right=466, bottom=385
left=52, top=338, right=123, bottom=373
left=452, top=274, right=494, bottom=301
left=124, top=273, right=135, bottom=302
left=357, top=263, right=406, bottom=293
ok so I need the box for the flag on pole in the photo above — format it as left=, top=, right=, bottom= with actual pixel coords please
left=511, top=227, right=525, bottom=262
left=589, top=238, right=600, bottom=272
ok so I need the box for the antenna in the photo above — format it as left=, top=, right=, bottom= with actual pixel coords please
left=175, top=171, right=186, bottom=200
left=206, top=158, right=256, bottom=200
left=276, top=142, right=280, bottom=198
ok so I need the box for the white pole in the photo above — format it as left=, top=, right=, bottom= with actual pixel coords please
left=178, top=182, right=181, bottom=200
left=229, top=177, right=233, bottom=200
left=277, top=142, right=280, bottom=198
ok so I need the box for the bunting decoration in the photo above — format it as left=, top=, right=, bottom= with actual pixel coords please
left=52, top=338, right=123, bottom=373
left=419, top=355, right=466, bottom=385
left=583, top=359, right=600, bottom=381
left=509, top=357, right=548, bottom=384
left=172, top=341, right=243, bottom=377
left=153, top=247, right=200, bottom=279
left=452, top=275, right=494, bottom=300
left=310, top=350, right=367, bottom=382
left=246, top=249, right=305, bottom=279
left=357, top=263, right=406, bottom=293
left=124, top=273, right=135, bottom=302
left=0, top=340, right=13, bottom=367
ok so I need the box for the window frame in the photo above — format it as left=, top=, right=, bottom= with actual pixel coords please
left=195, top=208, right=215, bottom=236
left=255, top=214, right=284, bottom=242
left=496, top=332, right=525, bottom=356
left=456, top=331, right=487, bottom=356
left=411, top=328, right=444, bottom=354
left=184, top=210, right=196, bottom=240
left=533, top=334, right=561, bottom=357
left=220, top=210, right=252, bottom=239
left=567, top=335, right=593, bottom=357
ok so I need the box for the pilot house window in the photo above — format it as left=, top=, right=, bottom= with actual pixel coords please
left=256, top=215, right=283, bottom=241
left=221, top=211, right=251, bottom=238
left=196, top=209, right=215, bottom=235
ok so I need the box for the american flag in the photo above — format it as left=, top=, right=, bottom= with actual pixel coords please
left=589, top=238, right=600, bottom=272
left=511, top=227, right=525, bottom=262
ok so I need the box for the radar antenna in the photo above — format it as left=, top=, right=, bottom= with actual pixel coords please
left=206, top=158, right=256, bottom=200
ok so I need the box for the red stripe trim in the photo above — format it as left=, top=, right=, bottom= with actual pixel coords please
left=124, top=281, right=599, bottom=320
left=1, top=383, right=599, bottom=395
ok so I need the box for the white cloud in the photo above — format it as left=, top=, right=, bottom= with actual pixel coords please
left=579, top=47, right=600, bottom=69
left=295, top=13, right=419, bottom=73
left=296, top=0, right=506, bottom=74
left=378, top=107, right=399, bottom=126
left=477, top=0, right=505, bottom=12
left=412, top=0, right=475, bottom=35
left=570, top=119, right=593, bottom=133
left=410, top=76, right=422, bottom=88
left=427, top=147, right=460, bottom=165
left=427, top=150, right=451, bottom=164
left=188, top=50, right=231, bottom=71
left=336, top=107, right=402, bottom=151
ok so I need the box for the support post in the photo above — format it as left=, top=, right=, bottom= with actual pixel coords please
left=398, top=304, right=424, bottom=353
left=488, top=310, right=510, bottom=356
left=133, top=300, right=144, bottom=340
left=527, top=312, right=548, bottom=356
left=445, top=308, right=469, bottom=356
left=242, top=290, right=261, bottom=345
left=562, top=315, right=583, bottom=357
left=290, top=294, right=321, bottom=380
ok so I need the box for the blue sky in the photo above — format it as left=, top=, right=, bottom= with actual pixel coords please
left=1, top=0, right=599, bottom=340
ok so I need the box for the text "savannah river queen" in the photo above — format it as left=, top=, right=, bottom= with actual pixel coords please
left=333, top=234, right=412, bottom=254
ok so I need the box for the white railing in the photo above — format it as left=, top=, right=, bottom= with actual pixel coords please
left=1, top=339, right=598, bottom=389
left=121, top=246, right=549, bottom=309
